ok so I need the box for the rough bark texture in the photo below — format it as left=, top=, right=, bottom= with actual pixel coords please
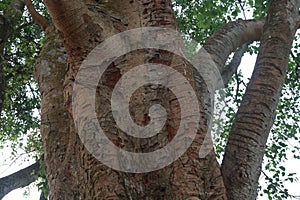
left=34, top=24, right=70, bottom=199
left=39, top=0, right=299, bottom=199
left=221, top=0, right=299, bottom=199
left=43, top=0, right=227, bottom=199
left=0, top=161, right=40, bottom=199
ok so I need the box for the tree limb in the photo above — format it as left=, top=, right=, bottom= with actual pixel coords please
left=221, top=0, right=299, bottom=199
left=203, top=19, right=264, bottom=73
left=0, top=161, right=40, bottom=199
left=192, top=19, right=264, bottom=103
left=43, top=0, right=90, bottom=48
left=24, top=0, right=48, bottom=31
left=221, top=43, right=249, bottom=86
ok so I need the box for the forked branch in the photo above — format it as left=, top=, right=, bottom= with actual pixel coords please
left=221, top=43, right=249, bottom=86
left=24, top=0, right=48, bottom=31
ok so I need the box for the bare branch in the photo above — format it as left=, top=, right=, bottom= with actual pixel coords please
left=221, top=43, right=249, bottom=86
left=0, top=161, right=40, bottom=199
left=24, top=0, right=48, bottom=31
left=203, top=19, right=264, bottom=73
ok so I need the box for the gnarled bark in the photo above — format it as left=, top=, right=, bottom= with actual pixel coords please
left=43, top=0, right=227, bottom=199
left=40, top=0, right=299, bottom=199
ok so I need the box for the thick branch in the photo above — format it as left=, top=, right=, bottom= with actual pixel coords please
left=24, top=0, right=48, bottom=31
left=203, top=19, right=264, bottom=73
left=221, top=0, right=299, bottom=199
left=0, top=161, right=40, bottom=199
left=221, top=43, right=249, bottom=86
left=43, top=0, right=90, bottom=49
left=192, top=19, right=264, bottom=102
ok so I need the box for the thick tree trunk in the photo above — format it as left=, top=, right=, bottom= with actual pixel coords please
left=43, top=0, right=226, bottom=199
left=40, top=0, right=299, bottom=199
left=34, top=24, right=70, bottom=199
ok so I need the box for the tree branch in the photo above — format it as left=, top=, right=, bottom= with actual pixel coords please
left=24, top=0, right=48, bottom=31
left=192, top=19, right=264, bottom=100
left=43, top=0, right=90, bottom=47
left=221, top=0, right=299, bottom=199
left=221, top=43, right=249, bottom=86
left=0, top=161, right=40, bottom=199
left=203, top=19, right=264, bottom=73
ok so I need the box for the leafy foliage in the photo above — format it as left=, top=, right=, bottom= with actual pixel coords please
left=0, top=0, right=46, bottom=196
left=0, top=1, right=44, bottom=157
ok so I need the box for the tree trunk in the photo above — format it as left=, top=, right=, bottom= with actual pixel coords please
left=34, top=24, right=70, bottom=199
left=42, top=0, right=226, bottom=199
left=39, top=0, right=299, bottom=199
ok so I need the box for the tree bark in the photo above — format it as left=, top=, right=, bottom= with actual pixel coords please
left=40, top=0, right=300, bottom=199
left=43, top=0, right=227, bottom=199
left=34, top=23, right=70, bottom=200
left=0, top=161, right=40, bottom=199
left=221, top=0, right=299, bottom=199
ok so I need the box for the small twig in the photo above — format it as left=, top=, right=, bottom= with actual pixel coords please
left=261, top=170, right=300, bottom=199
left=0, top=152, right=30, bottom=175
left=221, top=43, right=249, bottom=87
left=27, top=82, right=38, bottom=100
left=237, top=0, right=247, bottom=20
left=15, top=21, right=34, bottom=32
left=234, top=71, right=240, bottom=107
left=24, top=0, right=48, bottom=31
